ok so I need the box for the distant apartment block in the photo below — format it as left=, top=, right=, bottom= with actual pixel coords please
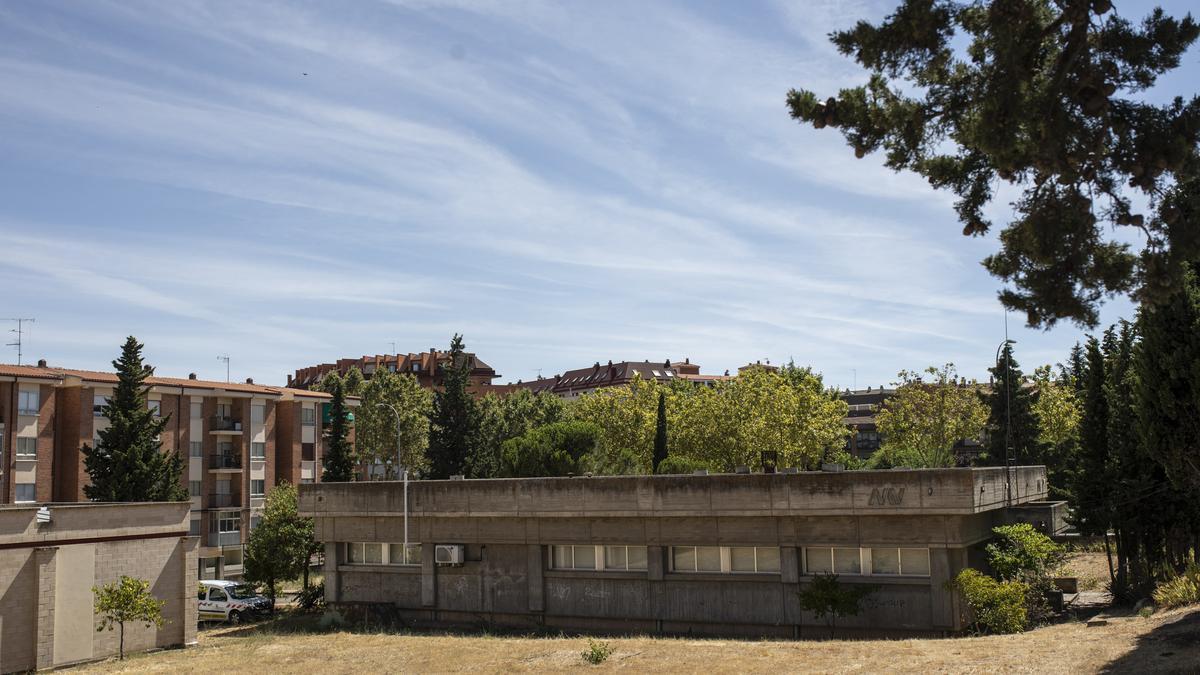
left=289, top=347, right=500, bottom=395
left=840, top=387, right=983, bottom=463
left=510, top=359, right=732, bottom=399
left=0, top=361, right=354, bottom=580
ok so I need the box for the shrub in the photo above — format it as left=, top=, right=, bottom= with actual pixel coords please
left=500, top=421, right=600, bottom=477
left=797, top=573, right=878, bottom=638
left=581, top=638, right=613, bottom=665
left=655, top=455, right=711, bottom=475
left=954, top=568, right=1028, bottom=634
left=296, top=581, right=326, bottom=611
left=1152, top=564, right=1200, bottom=609
left=986, top=524, right=1065, bottom=581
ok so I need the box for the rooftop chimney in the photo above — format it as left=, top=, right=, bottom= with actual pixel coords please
left=287, top=374, right=293, bottom=385
left=245, top=378, right=254, bottom=384
left=189, top=373, right=197, bottom=380
left=36, top=358, right=47, bottom=368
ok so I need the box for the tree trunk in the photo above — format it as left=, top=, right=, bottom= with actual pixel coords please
left=1103, top=532, right=1116, bottom=591
left=119, top=622, right=125, bottom=660
left=303, top=559, right=310, bottom=590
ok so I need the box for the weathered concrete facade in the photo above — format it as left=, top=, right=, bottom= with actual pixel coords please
left=302, top=466, right=1048, bottom=638
left=0, top=502, right=196, bottom=673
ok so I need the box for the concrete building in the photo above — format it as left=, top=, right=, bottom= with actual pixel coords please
left=289, top=348, right=501, bottom=396
left=510, top=359, right=732, bottom=399
left=0, top=501, right=196, bottom=672
left=0, top=361, right=352, bottom=580
left=301, top=466, right=1049, bottom=638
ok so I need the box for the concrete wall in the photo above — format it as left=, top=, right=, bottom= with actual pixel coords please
left=0, top=502, right=195, bottom=672
left=303, top=468, right=1047, bottom=638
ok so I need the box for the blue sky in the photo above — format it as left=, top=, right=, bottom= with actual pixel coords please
left=0, top=0, right=1194, bottom=389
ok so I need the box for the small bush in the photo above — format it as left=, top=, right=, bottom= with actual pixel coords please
left=581, top=638, right=613, bottom=665
left=1152, top=564, right=1200, bottom=609
left=296, top=581, right=325, bottom=611
left=954, top=568, right=1028, bottom=634
left=986, top=524, right=1065, bottom=581
left=1138, top=606, right=1155, bottom=618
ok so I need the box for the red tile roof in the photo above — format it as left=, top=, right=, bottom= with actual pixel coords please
left=0, top=363, right=338, bottom=399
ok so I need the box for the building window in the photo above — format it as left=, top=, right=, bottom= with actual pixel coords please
left=251, top=404, right=265, bottom=424
left=412, top=363, right=421, bottom=372
left=670, top=546, right=722, bottom=573
left=190, top=401, right=202, bottom=419
left=346, top=542, right=384, bottom=565
left=212, top=511, right=241, bottom=534
left=16, top=437, right=37, bottom=458
left=302, top=442, right=315, bottom=461
left=189, top=481, right=202, bottom=497
left=251, top=442, right=266, bottom=460
left=388, top=543, right=422, bottom=566
left=730, top=546, right=782, bottom=573
left=602, top=545, right=648, bottom=571
left=93, top=394, right=110, bottom=417
left=301, top=407, right=315, bottom=426
left=251, top=479, right=265, bottom=497
left=17, top=389, right=39, bottom=415
left=216, top=403, right=232, bottom=419
left=804, top=547, right=862, bottom=575
left=250, top=515, right=262, bottom=530
left=548, top=545, right=649, bottom=571
left=190, top=441, right=203, bottom=457
left=189, top=519, right=201, bottom=536
left=669, top=546, right=780, bottom=574
left=148, top=400, right=162, bottom=416
left=551, top=545, right=597, bottom=570
left=218, top=441, right=234, bottom=455
left=870, top=548, right=931, bottom=577
left=224, top=547, right=243, bottom=568
left=15, top=483, right=36, bottom=503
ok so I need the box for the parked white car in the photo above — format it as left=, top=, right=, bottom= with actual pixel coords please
left=198, top=580, right=269, bottom=624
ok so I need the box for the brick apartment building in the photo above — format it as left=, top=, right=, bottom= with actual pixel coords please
left=289, top=347, right=501, bottom=395
left=0, top=361, right=354, bottom=579
left=510, top=359, right=732, bottom=399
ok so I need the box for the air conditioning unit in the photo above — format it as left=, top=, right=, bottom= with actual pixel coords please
left=435, top=544, right=464, bottom=565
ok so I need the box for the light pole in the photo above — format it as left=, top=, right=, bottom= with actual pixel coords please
left=376, top=403, right=409, bottom=557
left=994, top=339, right=1017, bottom=504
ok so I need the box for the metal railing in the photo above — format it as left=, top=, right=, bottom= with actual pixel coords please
left=207, top=493, right=241, bottom=508
left=209, top=453, right=242, bottom=470
left=209, top=416, right=242, bottom=432
left=208, top=531, right=242, bottom=547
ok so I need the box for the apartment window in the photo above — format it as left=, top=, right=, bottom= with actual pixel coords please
left=251, top=404, right=265, bottom=424
left=251, top=480, right=265, bottom=497
left=301, top=407, right=315, bottom=426
left=388, top=543, right=422, bottom=566
left=805, top=547, right=862, bottom=575
left=224, top=547, right=243, bottom=568
left=148, top=400, right=162, bottom=416
left=93, top=394, right=110, bottom=417
left=216, top=403, right=232, bottom=419
left=189, top=481, right=202, bottom=497
left=189, top=519, right=201, bottom=536
left=16, top=437, right=37, bottom=458
left=346, top=542, right=384, bottom=565
left=388, top=364, right=397, bottom=372
left=412, top=363, right=421, bottom=372
left=189, top=441, right=203, bottom=457
left=17, top=389, right=39, bottom=416
left=218, top=441, right=233, bottom=455
left=251, top=442, right=266, bottom=460
left=302, top=442, right=315, bottom=461
left=212, top=511, right=240, bottom=533
left=670, top=546, right=781, bottom=574
left=550, top=544, right=650, bottom=572
left=190, top=401, right=202, bottom=419
left=870, top=548, right=931, bottom=577
left=250, top=515, right=262, bottom=530
left=15, top=483, right=36, bottom=503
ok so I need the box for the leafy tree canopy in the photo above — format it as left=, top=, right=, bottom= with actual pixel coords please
left=356, top=368, right=431, bottom=479
left=93, top=575, right=166, bottom=660
left=499, top=420, right=600, bottom=477
left=243, top=482, right=315, bottom=609
left=788, top=0, right=1200, bottom=328
left=873, top=364, right=987, bottom=467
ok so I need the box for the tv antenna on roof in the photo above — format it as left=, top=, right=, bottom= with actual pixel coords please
left=5, top=318, right=35, bottom=365
left=390, top=341, right=397, bottom=354
left=217, top=355, right=230, bottom=383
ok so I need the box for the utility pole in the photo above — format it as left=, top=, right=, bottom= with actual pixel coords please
left=217, top=355, right=230, bottom=383
left=5, top=318, right=35, bottom=365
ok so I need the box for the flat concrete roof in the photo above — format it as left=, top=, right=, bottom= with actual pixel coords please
left=300, top=466, right=1048, bottom=519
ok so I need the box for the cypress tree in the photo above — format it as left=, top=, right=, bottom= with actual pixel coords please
left=653, top=392, right=668, bottom=473
left=321, top=377, right=355, bottom=482
left=982, top=343, right=1041, bottom=466
left=83, top=337, right=186, bottom=502
left=427, top=334, right=478, bottom=479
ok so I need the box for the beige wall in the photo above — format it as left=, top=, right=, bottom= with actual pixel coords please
left=0, top=502, right=196, bottom=672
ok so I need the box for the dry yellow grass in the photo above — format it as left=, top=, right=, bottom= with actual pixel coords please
left=72, top=605, right=1200, bottom=675
left=1058, top=552, right=1113, bottom=592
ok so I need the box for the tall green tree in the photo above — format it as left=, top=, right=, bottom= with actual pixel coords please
left=342, top=367, right=366, bottom=397
left=1030, top=365, right=1081, bottom=500
left=499, top=421, right=601, bottom=478
left=468, top=389, right=566, bottom=478
left=1069, top=335, right=1112, bottom=538
left=321, top=377, right=355, bottom=482
left=653, top=392, right=668, bottom=473
left=356, top=368, right=432, bottom=479
left=1135, top=262, right=1200, bottom=490
left=83, top=337, right=187, bottom=502
left=873, top=364, right=987, bottom=468
left=981, top=343, right=1042, bottom=467
left=243, top=482, right=314, bottom=610
left=427, top=334, right=478, bottom=479
left=787, top=0, right=1200, bottom=328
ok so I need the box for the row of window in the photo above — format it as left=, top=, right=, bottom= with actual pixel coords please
left=346, top=542, right=422, bottom=566
left=339, top=543, right=932, bottom=578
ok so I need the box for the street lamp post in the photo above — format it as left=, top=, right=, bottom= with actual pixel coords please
left=376, top=403, right=409, bottom=556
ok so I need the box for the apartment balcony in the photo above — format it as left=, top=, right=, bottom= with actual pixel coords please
left=209, top=416, right=243, bottom=435
left=207, top=493, right=241, bottom=508
left=207, top=531, right=242, bottom=547
left=209, top=454, right=243, bottom=471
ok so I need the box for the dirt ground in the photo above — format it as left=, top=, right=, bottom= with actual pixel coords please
left=1058, top=551, right=1113, bottom=592
left=72, top=604, right=1200, bottom=675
